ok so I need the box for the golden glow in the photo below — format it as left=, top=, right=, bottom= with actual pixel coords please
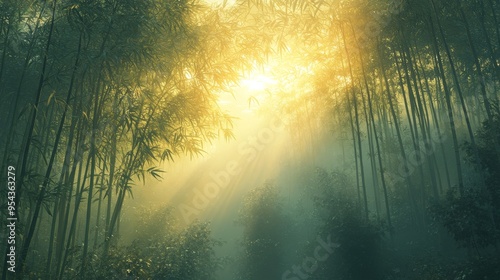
left=184, top=69, right=193, bottom=80
left=241, top=74, right=276, bottom=91
left=216, top=65, right=278, bottom=115
left=140, top=52, right=330, bottom=231
left=214, top=53, right=327, bottom=119
left=203, top=0, right=236, bottom=8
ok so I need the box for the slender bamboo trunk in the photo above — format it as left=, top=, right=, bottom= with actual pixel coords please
left=378, top=46, right=418, bottom=224
left=428, top=13, right=465, bottom=194
left=459, top=2, right=500, bottom=156
left=433, top=1, right=476, bottom=149
left=80, top=82, right=101, bottom=277
left=404, top=40, right=440, bottom=199
left=55, top=116, right=84, bottom=279
left=93, top=157, right=106, bottom=250
left=0, top=3, right=47, bottom=193
left=394, top=49, right=427, bottom=210
left=340, top=47, right=362, bottom=210
left=360, top=80, right=380, bottom=218
left=17, top=1, right=58, bottom=274
left=485, top=0, right=500, bottom=49
left=478, top=0, right=500, bottom=80
left=0, top=21, right=11, bottom=92
left=44, top=32, right=83, bottom=277
left=59, top=142, right=91, bottom=279
left=357, top=45, right=392, bottom=235
left=340, top=23, right=368, bottom=220
left=416, top=47, right=451, bottom=192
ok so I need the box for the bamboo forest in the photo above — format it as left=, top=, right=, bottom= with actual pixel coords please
left=1, top=0, right=499, bottom=279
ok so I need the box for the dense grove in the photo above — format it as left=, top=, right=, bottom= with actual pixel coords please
left=0, top=0, right=499, bottom=279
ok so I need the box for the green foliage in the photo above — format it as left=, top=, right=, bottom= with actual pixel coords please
left=307, top=168, right=359, bottom=220
left=326, top=217, right=385, bottom=280
left=465, top=104, right=500, bottom=203
left=431, top=188, right=497, bottom=249
left=433, top=106, right=500, bottom=250
left=70, top=207, right=221, bottom=279
left=237, top=182, right=290, bottom=280
left=396, top=255, right=500, bottom=280
left=307, top=168, right=387, bottom=280
left=457, top=256, right=500, bottom=280
left=1, top=0, right=499, bottom=278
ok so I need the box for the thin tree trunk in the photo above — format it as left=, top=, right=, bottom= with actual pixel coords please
left=44, top=32, right=83, bottom=277
left=378, top=46, right=418, bottom=224
left=459, top=2, right=500, bottom=156
left=93, top=157, right=106, bottom=250
left=17, top=1, right=58, bottom=274
left=357, top=44, right=393, bottom=236
left=433, top=1, right=476, bottom=150
left=428, top=13, right=465, bottom=194
left=340, top=23, right=369, bottom=220
left=0, top=3, right=47, bottom=194
left=59, top=143, right=91, bottom=280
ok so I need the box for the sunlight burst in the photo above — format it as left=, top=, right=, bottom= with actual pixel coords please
left=241, top=74, right=276, bottom=92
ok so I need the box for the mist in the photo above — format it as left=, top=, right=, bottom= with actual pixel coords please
left=1, top=0, right=499, bottom=279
